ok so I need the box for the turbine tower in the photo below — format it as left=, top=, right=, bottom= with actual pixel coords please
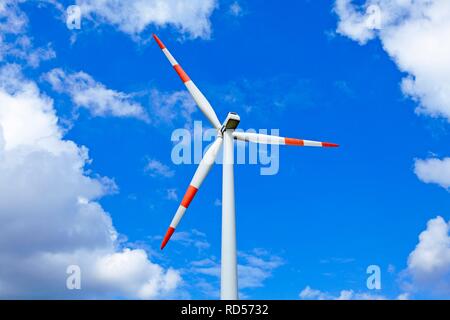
left=153, top=34, right=339, bottom=300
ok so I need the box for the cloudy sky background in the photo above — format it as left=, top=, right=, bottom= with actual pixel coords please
left=0, top=0, right=449, bottom=299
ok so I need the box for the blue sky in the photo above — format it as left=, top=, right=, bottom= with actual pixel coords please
left=0, top=0, right=449, bottom=299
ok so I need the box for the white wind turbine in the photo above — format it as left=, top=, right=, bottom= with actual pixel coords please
left=153, top=34, right=339, bottom=300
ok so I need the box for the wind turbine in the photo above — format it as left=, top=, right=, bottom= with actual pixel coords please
left=153, top=34, right=339, bottom=300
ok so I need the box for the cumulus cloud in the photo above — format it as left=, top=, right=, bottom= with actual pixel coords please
left=191, top=249, right=284, bottom=290
left=92, top=249, right=181, bottom=299
left=43, top=70, right=200, bottom=126
left=335, top=0, right=450, bottom=122
left=299, top=286, right=329, bottom=300
left=229, top=1, right=244, bottom=17
left=299, top=286, right=386, bottom=300
left=0, top=64, right=181, bottom=298
left=403, top=216, right=450, bottom=295
left=0, top=0, right=55, bottom=67
left=144, top=158, right=175, bottom=178
left=304, top=217, right=450, bottom=299
left=0, top=0, right=26, bottom=34
left=149, top=89, right=197, bottom=126
left=334, top=0, right=378, bottom=44
left=414, top=157, right=450, bottom=190
left=43, top=68, right=148, bottom=121
left=171, top=229, right=210, bottom=250
left=76, top=0, right=217, bottom=39
left=238, top=253, right=283, bottom=289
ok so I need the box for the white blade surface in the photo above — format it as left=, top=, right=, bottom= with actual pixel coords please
left=153, top=34, right=222, bottom=130
left=232, top=131, right=339, bottom=147
left=160, top=137, right=223, bottom=249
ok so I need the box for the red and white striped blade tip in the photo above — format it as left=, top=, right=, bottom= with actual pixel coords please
left=161, top=227, right=175, bottom=250
left=322, top=142, right=339, bottom=147
left=152, top=34, right=165, bottom=49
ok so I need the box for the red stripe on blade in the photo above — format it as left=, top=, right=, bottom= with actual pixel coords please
left=152, top=34, right=166, bottom=49
left=181, top=185, right=198, bottom=208
left=322, top=142, right=339, bottom=147
left=173, top=64, right=190, bottom=83
left=284, top=138, right=304, bottom=146
left=161, top=227, right=175, bottom=250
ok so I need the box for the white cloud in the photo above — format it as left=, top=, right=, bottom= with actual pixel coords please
left=171, top=229, right=210, bottom=250
left=299, top=286, right=386, bottom=300
left=0, top=0, right=27, bottom=34
left=44, top=68, right=148, bottom=121
left=191, top=258, right=220, bottom=277
left=414, top=157, right=450, bottom=190
left=299, top=286, right=329, bottom=300
left=302, top=217, right=450, bottom=300
left=404, top=216, right=450, bottom=295
left=334, top=0, right=377, bottom=44
left=145, top=158, right=175, bottom=178
left=229, top=1, right=244, bottom=17
left=191, top=249, right=284, bottom=290
left=149, top=89, right=197, bottom=126
left=397, top=292, right=410, bottom=300
left=76, top=0, right=218, bottom=39
left=239, top=251, right=284, bottom=289
left=165, top=188, right=178, bottom=201
left=335, top=0, right=450, bottom=122
left=92, top=249, right=181, bottom=299
left=44, top=70, right=199, bottom=126
left=0, top=64, right=181, bottom=298
left=0, top=0, right=55, bottom=67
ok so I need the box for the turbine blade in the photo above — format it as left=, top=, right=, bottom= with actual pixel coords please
left=232, top=131, right=339, bottom=147
left=153, top=34, right=222, bottom=130
left=161, top=137, right=223, bottom=250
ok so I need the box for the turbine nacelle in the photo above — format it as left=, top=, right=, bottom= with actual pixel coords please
left=221, top=112, right=240, bottom=134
